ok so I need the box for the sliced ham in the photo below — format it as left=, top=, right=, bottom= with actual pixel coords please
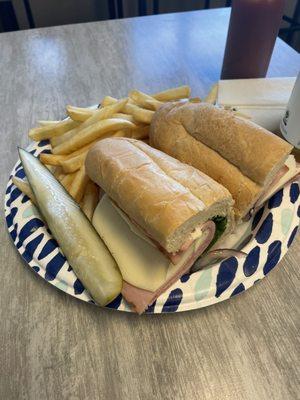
left=121, top=220, right=216, bottom=314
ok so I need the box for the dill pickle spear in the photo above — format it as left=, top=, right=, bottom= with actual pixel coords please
left=19, top=148, right=122, bottom=306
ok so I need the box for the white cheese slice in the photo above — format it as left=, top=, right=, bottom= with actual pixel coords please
left=257, top=155, right=300, bottom=207
left=92, top=195, right=169, bottom=292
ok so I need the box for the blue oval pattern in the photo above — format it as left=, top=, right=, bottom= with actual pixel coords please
left=256, top=212, right=273, bottom=244
left=146, top=300, right=157, bottom=313
left=106, top=293, right=122, bottom=309
left=243, top=246, right=260, bottom=276
left=268, top=189, right=283, bottom=209
left=290, top=183, right=299, bottom=204
left=180, top=273, right=190, bottom=283
left=38, top=238, right=59, bottom=260
left=6, top=207, right=18, bottom=228
left=73, top=278, right=85, bottom=295
left=216, top=257, right=238, bottom=298
left=252, top=207, right=264, bottom=231
left=162, top=288, right=183, bottom=312
left=17, top=218, right=44, bottom=248
left=231, top=283, right=245, bottom=297
left=38, top=140, right=49, bottom=147
left=263, top=241, right=282, bottom=275
left=15, top=168, right=25, bottom=179
left=21, top=195, right=30, bottom=204
left=45, top=252, right=66, bottom=281
left=287, top=226, right=298, bottom=248
left=6, top=187, right=22, bottom=207
left=25, top=233, right=44, bottom=256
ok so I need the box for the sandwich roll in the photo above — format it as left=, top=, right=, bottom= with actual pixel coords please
left=150, top=102, right=296, bottom=221
left=86, top=138, right=235, bottom=313
left=86, top=137, right=234, bottom=255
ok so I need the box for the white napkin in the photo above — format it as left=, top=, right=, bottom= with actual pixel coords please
left=217, top=77, right=296, bottom=133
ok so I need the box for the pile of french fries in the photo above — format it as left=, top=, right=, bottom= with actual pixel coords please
left=13, top=85, right=198, bottom=220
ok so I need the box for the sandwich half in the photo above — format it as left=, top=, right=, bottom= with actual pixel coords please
left=86, top=138, right=234, bottom=313
left=150, top=102, right=299, bottom=221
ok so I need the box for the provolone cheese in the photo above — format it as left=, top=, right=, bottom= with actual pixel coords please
left=92, top=195, right=169, bottom=292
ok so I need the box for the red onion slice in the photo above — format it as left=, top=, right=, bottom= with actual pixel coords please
left=191, top=249, right=247, bottom=272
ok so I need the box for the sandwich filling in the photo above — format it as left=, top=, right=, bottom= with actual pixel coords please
left=93, top=195, right=230, bottom=314
left=112, top=200, right=227, bottom=265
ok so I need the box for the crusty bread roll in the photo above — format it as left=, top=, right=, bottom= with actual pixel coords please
left=86, top=138, right=234, bottom=253
left=150, top=102, right=293, bottom=220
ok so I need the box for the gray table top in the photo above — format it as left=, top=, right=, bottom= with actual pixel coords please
left=1, top=8, right=299, bottom=400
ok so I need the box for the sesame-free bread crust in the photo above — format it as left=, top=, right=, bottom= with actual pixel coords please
left=86, top=137, right=234, bottom=253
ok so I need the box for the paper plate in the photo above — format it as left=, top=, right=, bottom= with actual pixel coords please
left=4, top=140, right=300, bottom=313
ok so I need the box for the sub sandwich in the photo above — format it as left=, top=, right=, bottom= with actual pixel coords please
left=86, top=138, right=234, bottom=313
left=150, top=102, right=300, bottom=221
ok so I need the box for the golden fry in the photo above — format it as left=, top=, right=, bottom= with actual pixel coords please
left=66, top=105, right=95, bottom=122
left=38, top=120, right=61, bottom=126
left=12, top=177, right=36, bottom=204
left=60, top=151, right=87, bottom=173
left=112, top=113, right=136, bottom=123
left=122, top=103, right=154, bottom=124
left=53, top=166, right=64, bottom=179
left=39, top=153, right=67, bottom=166
left=29, top=119, right=79, bottom=141
left=101, top=96, right=118, bottom=107
left=45, top=164, right=56, bottom=173
left=129, top=90, right=163, bottom=110
left=60, top=172, right=76, bottom=190
left=82, top=181, right=99, bottom=221
left=152, top=85, right=191, bottom=101
left=69, top=166, right=89, bottom=203
left=205, top=83, right=218, bottom=104
left=52, top=99, right=128, bottom=148
left=53, top=118, right=135, bottom=155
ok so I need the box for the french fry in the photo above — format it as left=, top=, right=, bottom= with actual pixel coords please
left=152, top=85, right=191, bottom=101
left=12, top=177, right=36, bottom=204
left=60, top=151, right=87, bottom=173
left=38, top=120, right=61, bottom=126
left=112, top=113, right=136, bottom=123
left=29, top=119, right=80, bottom=141
left=122, top=103, right=154, bottom=124
left=60, top=172, right=76, bottom=190
left=53, top=166, right=63, bottom=179
left=69, top=166, right=89, bottom=203
left=101, top=96, right=118, bottom=107
left=39, top=153, right=67, bottom=166
left=130, top=125, right=150, bottom=140
left=45, top=164, right=56, bottom=173
left=53, top=118, right=135, bottom=155
left=66, top=105, right=96, bottom=122
left=112, top=130, right=129, bottom=137
left=129, top=90, right=163, bottom=111
left=205, top=83, right=218, bottom=104
left=51, top=98, right=128, bottom=148
left=82, top=181, right=99, bottom=221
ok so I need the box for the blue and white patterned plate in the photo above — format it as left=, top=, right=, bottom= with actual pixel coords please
left=4, top=140, right=300, bottom=313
